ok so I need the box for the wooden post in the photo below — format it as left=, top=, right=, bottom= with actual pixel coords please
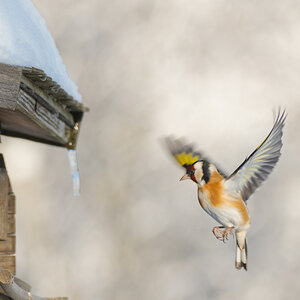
left=0, top=156, right=67, bottom=300
left=0, top=155, right=15, bottom=275
left=0, top=63, right=84, bottom=299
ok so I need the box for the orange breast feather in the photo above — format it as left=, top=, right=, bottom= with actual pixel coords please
left=199, top=171, right=250, bottom=223
left=199, top=171, right=224, bottom=207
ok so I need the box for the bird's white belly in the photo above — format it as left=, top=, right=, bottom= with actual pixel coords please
left=198, top=190, right=244, bottom=228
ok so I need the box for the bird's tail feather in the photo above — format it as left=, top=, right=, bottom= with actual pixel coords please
left=235, top=232, right=247, bottom=271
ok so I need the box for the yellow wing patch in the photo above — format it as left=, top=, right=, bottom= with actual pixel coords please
left=174, top=152, right=200, bottom=167
left=165, top=137, right=202, bottom=168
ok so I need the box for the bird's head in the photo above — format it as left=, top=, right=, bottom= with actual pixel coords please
left=180, top=160, right=211, bottom=186
left=164, top=137, right=212, bottom=186
left=165, top=136, right=227, bottom=186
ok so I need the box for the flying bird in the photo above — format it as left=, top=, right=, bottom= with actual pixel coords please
left=165, top=110, right=286, bottom=270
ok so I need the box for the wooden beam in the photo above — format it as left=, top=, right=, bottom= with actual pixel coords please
left=0, top=166, right=8, bottom=240
left=6, top=216, right=15, bottom=236
left=0, top=155, right=15, bottom=275
left=7, top=194, right=15, bottom=216
left=20, top=76, right=74, bottom=127
left=0, top=257, right=15, bottom=276
left=0, top=63, right=87, bottom=148
left=0, top=237, right=15, bottom=255
left=17, top=89, right=70, bottom=145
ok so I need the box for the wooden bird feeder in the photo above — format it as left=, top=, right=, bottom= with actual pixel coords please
left=0, top=63, right=87, bottom=149
left=0, top=62, right=87, bottom=299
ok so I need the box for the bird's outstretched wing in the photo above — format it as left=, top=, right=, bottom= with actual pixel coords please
left=225, top=110, right=286, bottom=202
left=165, top=136, right=227, bottom=177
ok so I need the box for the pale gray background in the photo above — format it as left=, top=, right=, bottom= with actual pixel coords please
left=2, top=0, right=300, bottom=299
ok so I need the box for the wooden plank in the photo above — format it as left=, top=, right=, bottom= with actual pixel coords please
left=0, top=257, right=15, bottom=275
left=0, top=156, right=15, bottom=277
left=0, top=171, right=8, bottom=241
left=7, top=194, right=15, bottom=216
left=17, top=90, right=71, bottom=145
left=0, top=237, right=15, bottom=255
left=0, top=109, right=65, bottom=146
left=20, top=76, right=74, bottom=127
left=0, top=64, right=22, bottom=110
left=6, top=216, right=14, bottom=236
left=22, top=66, right=88, bottom=113
left=0, top=155, right=8, bottom=241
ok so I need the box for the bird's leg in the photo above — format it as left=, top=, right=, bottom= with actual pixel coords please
left=212, top=226, right=235, bottom=242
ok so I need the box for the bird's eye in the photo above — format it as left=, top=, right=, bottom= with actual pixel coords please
left=188, top=169, right=195, bottom=176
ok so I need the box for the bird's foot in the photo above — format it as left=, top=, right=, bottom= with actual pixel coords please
left=223, top=227, right=234, bottom=242
left=212, top=226, right=234, bottom=243
left=212, top=226, right=225, bottom=241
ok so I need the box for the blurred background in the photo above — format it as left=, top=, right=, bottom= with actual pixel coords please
left=1, top=0, right=300, bottom=299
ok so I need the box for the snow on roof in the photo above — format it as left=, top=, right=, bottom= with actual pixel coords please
left=0, top=0, right=81, bottom=101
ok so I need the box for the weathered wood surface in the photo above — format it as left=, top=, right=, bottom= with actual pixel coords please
left=22, top=67, right=86, bottom=112
left=0, top=63, right=87, bottom=148
left=0, top=155, right=15, bottom=275
left=20, top=76, right=74, bottom=126
left=7, top=194, right=15, bottom=216
left=0, top=257, right=15, bottom=277
left=0, top=269, right=68, bottom=300
left=0, top=237, right=15, bottom=256
left=17, top=89, right=70, bottom=145
left=0, top=166, right=9, bottom=240
left=0, top=65, right=22, bottom=111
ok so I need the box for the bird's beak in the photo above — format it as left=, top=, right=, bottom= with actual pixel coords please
left=180, top=174, right=190, bottom=181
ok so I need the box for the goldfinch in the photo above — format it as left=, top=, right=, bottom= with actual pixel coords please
left=165, top=110, right=286, bottom=270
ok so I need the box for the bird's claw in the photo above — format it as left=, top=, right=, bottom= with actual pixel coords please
left=212, top=227, right=225, bottom=241
left=223, top=228, right=234, bottom=242
left=212, top=226, right=234, bottom=243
